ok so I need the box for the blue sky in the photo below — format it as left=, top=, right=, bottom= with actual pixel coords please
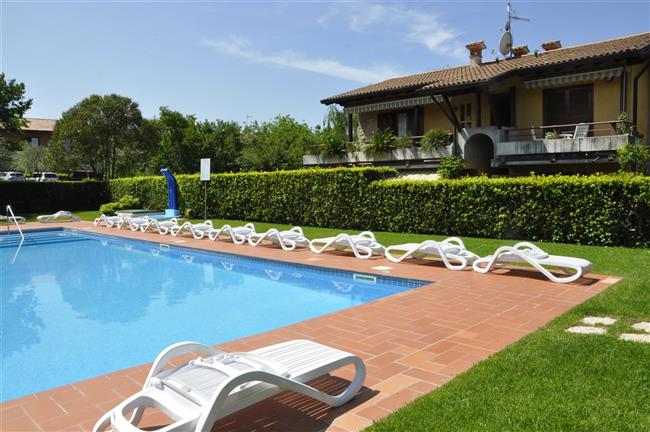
left=2, top=1, right=648, bottom=127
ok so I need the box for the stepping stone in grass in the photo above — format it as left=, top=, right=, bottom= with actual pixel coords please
left=631, top=322, right=650, bottom=333
left=566, top=326, right=606, bottom=335
left=582, top=316, right=617, bottom=326
left=619, top=333, right=650, bottom=344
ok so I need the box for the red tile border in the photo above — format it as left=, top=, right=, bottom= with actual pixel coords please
left=0, top=222, right=620, bottom=431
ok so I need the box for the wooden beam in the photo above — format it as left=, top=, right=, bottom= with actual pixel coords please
left=443, top=94, right=463, bottom=131
left=476, top=90, right=482, bottom=127
left=620, top=71, right=628, bottom=113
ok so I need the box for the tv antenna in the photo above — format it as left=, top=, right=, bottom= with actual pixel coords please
left=499, top=2, right=530, bottom=57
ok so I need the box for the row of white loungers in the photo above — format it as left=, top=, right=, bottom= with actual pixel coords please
left=92, top=214, right=591, bottom=284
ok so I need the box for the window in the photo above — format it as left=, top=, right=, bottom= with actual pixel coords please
left=377, top=108, right=424, bottom=138
left=543, top=85, right=593, bottom=126
left=30, top=137, right=40, bottom=146
left=459, top=103, right=472, bottom=129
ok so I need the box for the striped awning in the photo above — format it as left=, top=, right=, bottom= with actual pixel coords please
left=343, top=95, right=442, bottom=114
left=524, top=67, right=623, bottom=89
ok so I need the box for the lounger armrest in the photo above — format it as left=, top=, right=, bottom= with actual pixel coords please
left=199, top=356, right=365, bottom=430
left=443, top=237, right=466, bottom=249
left=512, top=241, right=546, bottom=255
left=358, top=231, right=376, bottom=240
left=147, top=342, right=225, bottom=383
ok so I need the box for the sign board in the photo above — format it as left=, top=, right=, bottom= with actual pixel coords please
left=200, top=158, right=211, bottom=181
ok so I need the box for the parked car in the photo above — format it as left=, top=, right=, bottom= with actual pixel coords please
left=70, top=169, right=96, bottom=181
left=0, top=171, right=26, bottom=181
left=37, top=172, right=58, bottom=182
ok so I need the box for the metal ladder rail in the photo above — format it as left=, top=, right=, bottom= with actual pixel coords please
left=5, top=205, right=24, bottom=242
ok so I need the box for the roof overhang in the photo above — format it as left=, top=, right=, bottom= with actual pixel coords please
left=524, top=66, right=624, bottom=89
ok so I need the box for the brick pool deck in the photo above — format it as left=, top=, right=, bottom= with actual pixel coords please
left=1, top=222, right=620, bottom=431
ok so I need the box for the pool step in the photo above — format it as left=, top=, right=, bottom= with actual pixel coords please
left=0, top=231, right=90, bottom=248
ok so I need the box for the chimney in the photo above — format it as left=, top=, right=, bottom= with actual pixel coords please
left=541, top=40, right=562, bottom=51
left=465, top=40, right=487, bottom=67
left=511, top=45, right=530, bottom=57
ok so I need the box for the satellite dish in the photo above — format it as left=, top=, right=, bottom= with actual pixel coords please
left=499, top=31, right=513, bottom=56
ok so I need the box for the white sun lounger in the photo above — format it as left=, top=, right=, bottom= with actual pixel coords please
left=141, top=218, right=180, bottom=235
left=247, top=226, right=309, bottom=251
left=93, top=339, right=365, bottom=432
left=309, top=231, right=385, bottom=259
left=94, top=214, right=126, bottom=228
left=385, top=237, right=479, bottom=270
left=36, top=210, right=80, bottom=223
left=472, top=241, right=593, bottom=283
left=0, top=214, right=26, bottom=224
left=171, top=221, right=214, bottom=240
left=208, top=223, right=256, bottom=244
left=126, top=216, right=152, bottom=231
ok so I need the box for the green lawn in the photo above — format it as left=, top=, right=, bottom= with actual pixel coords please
left=18, top=210, right=650, bottom=430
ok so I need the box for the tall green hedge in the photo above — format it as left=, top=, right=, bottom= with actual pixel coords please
left=109, top=167, right=397, bottom=229
left=369, top=175, right=650, bottom=247
left=6, top=168, right=648, bottom=247
left=0, top=181, right=109, bottom=213
left=109, top=169, right=650, bottom=247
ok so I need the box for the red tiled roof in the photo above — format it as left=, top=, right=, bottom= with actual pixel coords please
left=322, top=32, right=650, bottom=105
left=23, top=118, right=56, bottom=132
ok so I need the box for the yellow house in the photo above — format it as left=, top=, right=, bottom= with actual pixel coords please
left=311, top=32, right=650, bottom=175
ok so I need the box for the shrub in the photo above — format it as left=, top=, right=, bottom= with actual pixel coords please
left=0, top=181, right=109, bottom=213
left=319, top=128, right=348, bottom=157
left=370, top=174, right=650, bottom=247
left=394, top=136, right=413, bottom=149
left=108, top=167, right=397, bottom=229
left=545, top=131, right=558, bottom=139
left=106, top=168, right=650, bottom=247
left=421, top=128, right=451, bottom=153
left=437, top=155, right=465, bottom=179
left=617, top=140, right=650, bottom=174
left=99, top=194, right=141, bottom=215
left=364, top=129, right=396, bottom=155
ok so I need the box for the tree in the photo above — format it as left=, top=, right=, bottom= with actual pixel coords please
left=149, top=108, right=244, bottom=174
left=316, top=106, right=351, bottom=157
left=618, top=141, right=650, bottom=174
left=47, top=94, right=153, bottom=178
left=149, top=107, right=195, bottom=173
left=241, top=115, right=316, bottom=171
left=0, top=73, right=32, bottom=136
left=0, top=74, right=32, bottom=169
left=13, top=143, right=47, bottom=173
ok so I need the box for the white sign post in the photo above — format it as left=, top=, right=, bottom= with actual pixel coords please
left=200, top=158, right=211, bottom=219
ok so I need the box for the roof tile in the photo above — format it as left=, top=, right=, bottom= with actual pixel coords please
left=322, top=32, right=650, bottom=104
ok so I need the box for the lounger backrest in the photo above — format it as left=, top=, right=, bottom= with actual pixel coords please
left=573, top=123, right=590, bottom=139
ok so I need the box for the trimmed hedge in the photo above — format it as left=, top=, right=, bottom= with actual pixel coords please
left=0, top=181, right=109, bottom=213
left=7, top=168, right=648, bottom=247
left=108, top=167, right=397, bottom=229
left=109, top=168, right=650, bottom=247
left=370, top=175, right=650, bottom=247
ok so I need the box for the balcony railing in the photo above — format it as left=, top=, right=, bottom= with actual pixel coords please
left=504, top=120, right=625, bottom=142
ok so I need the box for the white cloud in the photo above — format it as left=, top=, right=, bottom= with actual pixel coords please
left=318, top=3, right=466, bottom=60
left=203, top=37, right=400, bottom=84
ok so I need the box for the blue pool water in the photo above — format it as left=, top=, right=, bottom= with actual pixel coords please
left=0, top=228, right=427, bottom=401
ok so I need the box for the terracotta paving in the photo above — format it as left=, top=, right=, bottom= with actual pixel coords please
left=1, top=222, right=620, bottom=432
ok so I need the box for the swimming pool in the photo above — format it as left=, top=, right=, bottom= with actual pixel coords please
left=0, top=228, right=427, bottom=401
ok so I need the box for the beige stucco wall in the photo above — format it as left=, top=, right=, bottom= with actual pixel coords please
left=423, top=104, right=453, bottom=132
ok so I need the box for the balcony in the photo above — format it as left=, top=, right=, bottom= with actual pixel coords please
left=492, top=120, right=631, bottom=167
